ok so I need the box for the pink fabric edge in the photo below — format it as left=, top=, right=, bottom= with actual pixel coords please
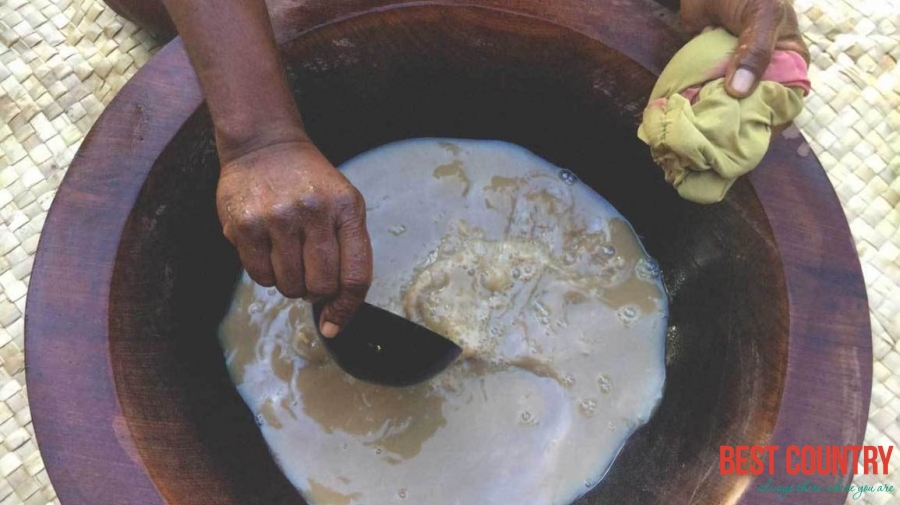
left=680, top=49, right=811, bottom=104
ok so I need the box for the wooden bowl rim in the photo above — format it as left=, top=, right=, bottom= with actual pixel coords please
left=25, top=3, right=871, bottom=504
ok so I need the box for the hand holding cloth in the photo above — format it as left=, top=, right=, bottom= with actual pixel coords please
left=638, top=28, right=810, bottom=204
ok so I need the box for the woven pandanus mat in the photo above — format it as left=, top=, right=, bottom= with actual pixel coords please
left=0, top=0, right=896, bottom=504
left=0, top=0, right=161, bottom=503
left=791, top=0, right=900, bottom=503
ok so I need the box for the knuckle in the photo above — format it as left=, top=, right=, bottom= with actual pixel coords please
left=266, top=203, right=297, bottom=230
left=221, top=224, right=237, bottom=243
left=247, top=266, right=275, bottom=287
left=346, top=187, right=366, bottom=207
left=234, top=213, right=266, bottom=236
left=253, top=275, right=277, bottom=288
left=323, top=311, right=350, bottom=327
left=298, top=193, right=327, bottom=214
left=747, top=42, right=771, bottom=58
left=744, top=45, right=771, bottom=68
left=277, top=282, right=307, bottom=299
left=340, top=212, right=367, bottom=233
left=307, top=278, right=339, bottom=299
left=324, top=300, right=359, bottom=325
left=308, top=237, right=339, bottom=259
left=335, top=187, right=366, bottom=213
left=341, top=274, right=372, bottom=297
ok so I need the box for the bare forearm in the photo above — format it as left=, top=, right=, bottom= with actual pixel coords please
left=161, top=0, right=306, bottom=163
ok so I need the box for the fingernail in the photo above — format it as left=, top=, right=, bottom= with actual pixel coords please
left=321, top=321, right=340, bottom=338
left=731, top=68, right=755, bottom=95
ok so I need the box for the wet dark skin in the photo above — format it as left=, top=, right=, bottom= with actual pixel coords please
left=160, top=0, right=807, bottom=338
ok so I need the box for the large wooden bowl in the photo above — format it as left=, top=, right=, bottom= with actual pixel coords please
left=26, top=1, right=870, bottom=504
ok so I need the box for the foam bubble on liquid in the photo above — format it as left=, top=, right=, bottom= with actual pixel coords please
left=388, top=224, right=407, bottom=236
left=578, top=398, right=598, bottom=417
left=616, top=305, right=641, bottom=326
left=520, top=410, right=539, bottom=425
left=597, top=374, right=613, bottom=394
left=635, top=258, right=661, bottom=281
left=558, top=169, right=579, bottom=185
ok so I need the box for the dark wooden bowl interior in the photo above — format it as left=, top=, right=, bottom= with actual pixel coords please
left=107, top=6, right=788, bottom=504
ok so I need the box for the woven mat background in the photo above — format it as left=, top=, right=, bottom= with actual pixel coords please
left=0, top=0, right=897, bottom=504
left=793, top=1, right=900, bottom=503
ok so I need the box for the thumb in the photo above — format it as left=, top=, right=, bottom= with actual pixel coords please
left=319, top=285, right=367, bottom=338
left=725, top=0, right=786, bottom=98
left=319, top=218, right=372, bottom=338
